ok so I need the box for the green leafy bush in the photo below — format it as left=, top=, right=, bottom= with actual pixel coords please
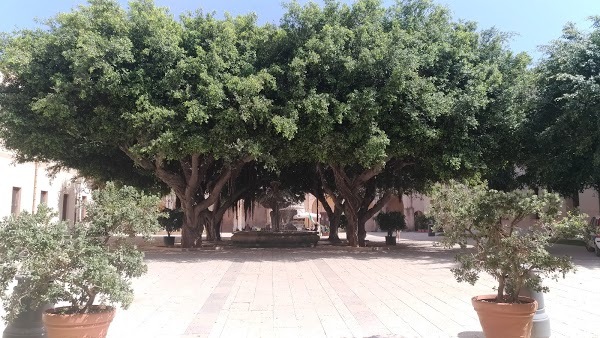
left=414, top=213, right=434, bottom=231
left=158, top=208, right=184, bottom=237
left=430, top=180, right=587, bottom=303
left=375, top=211, right=406, bottom=236
left=0, top=183, right=161, bottom=322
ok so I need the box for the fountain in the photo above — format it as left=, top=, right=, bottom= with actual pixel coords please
left=231, top=182, right=320, bottom=247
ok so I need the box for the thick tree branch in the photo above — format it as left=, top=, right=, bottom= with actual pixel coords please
left=363, top=190, right=394, bottom=222
left=119, top=145, right=155, bottom=171
left=185, top=153, right=201, bottom=201
left=354, top=164, right=384, bottom=187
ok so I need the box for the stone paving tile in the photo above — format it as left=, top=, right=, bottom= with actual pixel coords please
left=0, top=232, right=598, bottom=338
left=184, top=261, right=243, bottom=335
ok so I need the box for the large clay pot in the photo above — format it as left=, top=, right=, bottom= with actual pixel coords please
left=42, top=306, right=115, bottom=338
left=472, top=295, right=537, bottom=338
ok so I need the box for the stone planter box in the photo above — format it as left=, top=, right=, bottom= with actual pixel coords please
left=231, top=231, right=320, bottom=248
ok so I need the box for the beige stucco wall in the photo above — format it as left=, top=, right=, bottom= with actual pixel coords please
left=0, top=147, right=90, bottom=224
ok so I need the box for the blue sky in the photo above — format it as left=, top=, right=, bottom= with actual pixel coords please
left=1, top=0, right=599, bottom=61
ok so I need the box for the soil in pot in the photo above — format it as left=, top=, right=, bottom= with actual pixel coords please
left=472, top=295, right=537, bottom=338
left=43, top=305, right=115, bottom=338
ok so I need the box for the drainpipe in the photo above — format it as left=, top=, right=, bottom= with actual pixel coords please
left=31, top=162, right=38, bottom=211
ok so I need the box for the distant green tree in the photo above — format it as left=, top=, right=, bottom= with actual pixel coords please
left=523, top=18, right=600, bottom=207
left=0, top=0, right=285, bottom=247
left=272, top=0, right=531, bottom=246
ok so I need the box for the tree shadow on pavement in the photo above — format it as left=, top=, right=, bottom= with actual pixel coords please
left=141, top=239, right=463, bottom=266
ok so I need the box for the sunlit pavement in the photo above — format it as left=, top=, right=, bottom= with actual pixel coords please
left=1, top=232, right=598, bottom=337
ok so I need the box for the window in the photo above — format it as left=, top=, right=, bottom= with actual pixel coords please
left=11, top=187, right=21, bottom=215
left=61, top=194, right=69, bottom=221
left=40, top=191, right=48, bottom=205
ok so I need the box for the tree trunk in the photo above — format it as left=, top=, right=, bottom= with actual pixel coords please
left=345, top=209, right=359, bottom=247
left=328, top=206, right=342, bottom=243
left=205, top=217, right=216, bottom=241
left=331, top=169, right=359, bottom=246
left=181, top=206, right=203, bottom=248
left=214, top=220, right=222, bottom=241
left=122, top=151, right=251, bottom=249
left=357, top=223, right=367, bottom=247
left=330, top=164, right=384, bottom=247
left=357, top=189, right=393, bottom=247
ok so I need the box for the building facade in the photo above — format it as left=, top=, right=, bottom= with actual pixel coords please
left=0, top=146, right=90, bottom=224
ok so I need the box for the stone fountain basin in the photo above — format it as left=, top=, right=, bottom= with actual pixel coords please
left=231, top=231, right=320, bottom=247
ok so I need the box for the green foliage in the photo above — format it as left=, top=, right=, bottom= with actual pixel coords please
left=523, top=18, right=600, bottom=195
left=0, top=0, right=283, bottom=211
left=274, top=0, right=530, bottom=176
left=429, top=180, right=586, bottom=303
left=414, top=212, right=434, bottom=231
left=0, top=183, right=161, bottom=322
left=158, top=208, right=184, bottom=237
left=86, top=182, right=162, bottom=240
left=375, top=211, right=406, bottom=236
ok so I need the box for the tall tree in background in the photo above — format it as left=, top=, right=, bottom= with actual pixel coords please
left=273, top=0, right=531, bottom=246
left=523, top=18, right=600, bottom=207
left=0, top=0, right=285, bottom=247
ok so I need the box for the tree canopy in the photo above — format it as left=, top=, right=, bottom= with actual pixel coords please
left=1, top=0, right=533, bottom=247
left=270, top=0, right=531, bottom=245
left=0, top=0, right=288, bottom=247
left=522, top=18, right=600, bottom=206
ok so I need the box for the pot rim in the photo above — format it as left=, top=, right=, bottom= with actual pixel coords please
left=44, top=305, right=116, bottom=316
left=472, top=294, right=537, bottom=305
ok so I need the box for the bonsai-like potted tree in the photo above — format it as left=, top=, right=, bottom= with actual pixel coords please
left=159, top=208, right=184, bottom=247
left=0, top=182, right=161, bottom=338
left=429, top=181, right=586, bottom=338
left=374, top=211, right=406, bottom=245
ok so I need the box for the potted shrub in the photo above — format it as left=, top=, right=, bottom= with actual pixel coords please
left=414, top=212, right=429, bottom=232
left=429, top=181, right=586, bottom=338
left=374, top=211, right=406, bottom=245
left=0, top=182, right=161, bottom=338
left=415, top=212, right=436, bottom=235
left=159, top=208, right=184, bottom=247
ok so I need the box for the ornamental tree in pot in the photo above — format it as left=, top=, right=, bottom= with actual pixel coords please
left=0, top=183, right=161, bottom=338
left=374, top=211, right=406, bottom=245
left=159, top=208, right=184, bottom=247
left=429, top=181, right=586, bottom=338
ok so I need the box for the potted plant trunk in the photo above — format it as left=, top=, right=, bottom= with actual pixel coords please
left=0, top=183, right=162, bottom=338
left=375, top=211, right=406, bottom=246
left=159, top=208, right=184, bottom=247
left=430, top=181, right=586, bottom=338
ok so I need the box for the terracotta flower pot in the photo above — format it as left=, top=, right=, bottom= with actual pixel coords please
left=43, top=306, right=115, bottom=338
left=472, top=295, right=537, bottom=338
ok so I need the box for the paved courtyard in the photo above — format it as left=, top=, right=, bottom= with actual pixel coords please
left=2, top=232, right=598, bottom=337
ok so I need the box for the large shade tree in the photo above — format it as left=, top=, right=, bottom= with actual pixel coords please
left=0, top=0, right=286, bottom=247
left=522, top=18, right=600, bottom=208
left=272, top=0, right=531, bottom=246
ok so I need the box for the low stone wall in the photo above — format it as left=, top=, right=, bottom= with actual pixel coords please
left=231, top=231, right=320, bottom=248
